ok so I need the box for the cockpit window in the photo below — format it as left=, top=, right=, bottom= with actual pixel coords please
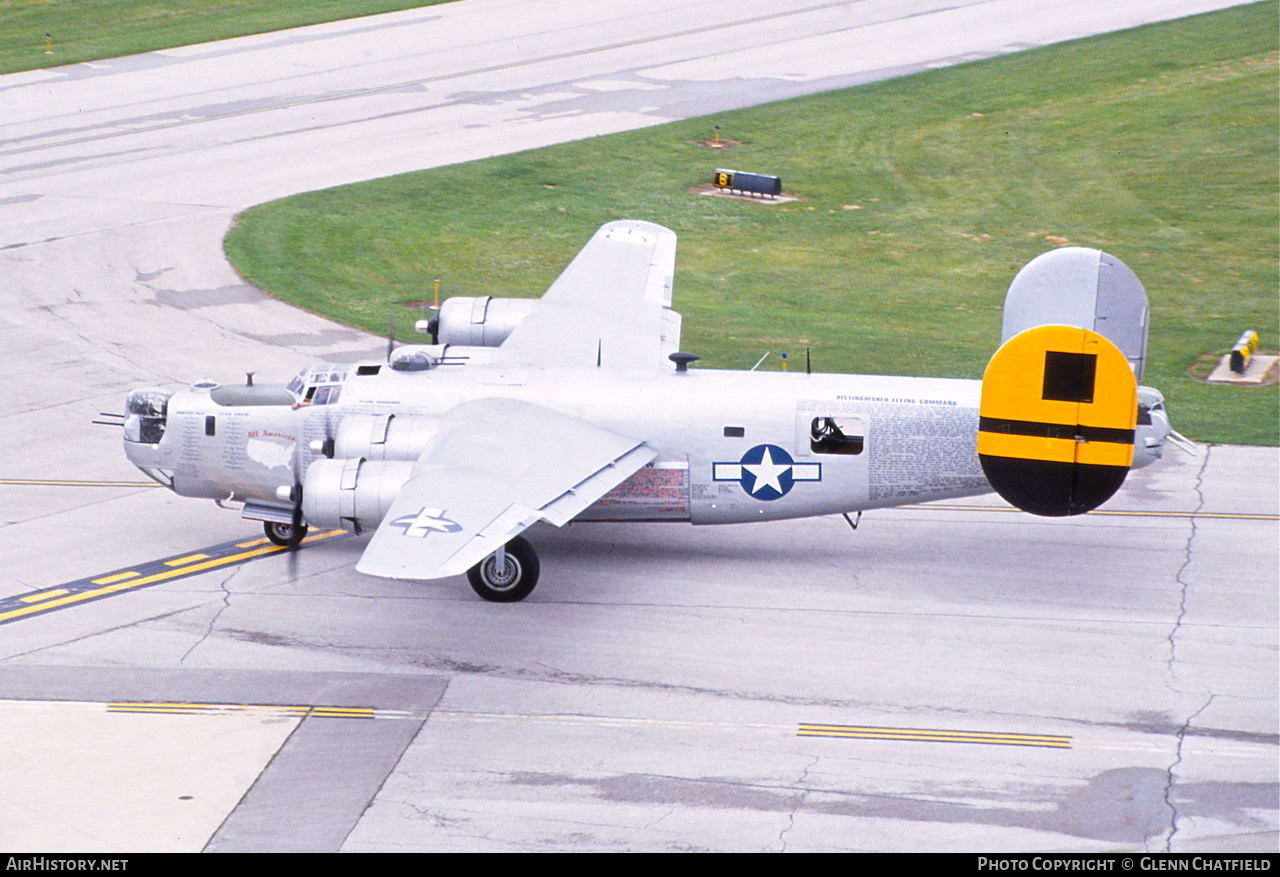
left=290, top=364, right=347, bottom=407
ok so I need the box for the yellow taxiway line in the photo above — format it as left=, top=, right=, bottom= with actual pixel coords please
left=0, top=530, right=347, bottom=625
left=798, top=722, right=1072, bottom=748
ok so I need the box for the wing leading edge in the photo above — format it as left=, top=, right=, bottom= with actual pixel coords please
left=355, top=398, right=656, bottom=581
left=495, top=220, right=681, bottom=369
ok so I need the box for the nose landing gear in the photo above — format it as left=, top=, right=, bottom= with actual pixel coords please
left=264, top=520, right=308, bottom=547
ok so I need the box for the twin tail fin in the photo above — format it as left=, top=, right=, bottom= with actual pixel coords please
left=979, top=248, right=1147, bottom=517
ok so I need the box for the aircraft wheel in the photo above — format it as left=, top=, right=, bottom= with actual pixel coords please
left=264, top=520, right=308, bottom=547
left=468, top=536, right=539, bottom=602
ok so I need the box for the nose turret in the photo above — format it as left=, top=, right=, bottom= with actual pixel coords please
left=123, top=387, right=172, bottom=444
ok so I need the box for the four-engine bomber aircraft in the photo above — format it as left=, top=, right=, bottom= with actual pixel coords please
left=123, top=220, right=1176, bottom=601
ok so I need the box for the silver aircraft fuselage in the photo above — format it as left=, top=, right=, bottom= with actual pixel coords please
left=124, top=349, right=1000, bottom=530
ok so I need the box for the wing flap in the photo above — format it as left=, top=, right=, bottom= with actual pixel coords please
left=540, top=444, right=655, bottom=526
left=355, top=399, right=656, bottom=581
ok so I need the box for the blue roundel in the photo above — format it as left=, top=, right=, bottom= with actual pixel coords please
left=712, top=444, right=823, bottom=501
left=737, top=444, right=796, bottom=501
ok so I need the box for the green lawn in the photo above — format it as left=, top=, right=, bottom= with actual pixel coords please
left=0, top=0, right=452, bottom=75
left=225, top=2, right=1278, bottom=445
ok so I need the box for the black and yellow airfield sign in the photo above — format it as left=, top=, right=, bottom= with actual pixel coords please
left=978, top=325, right=1137, bottom=517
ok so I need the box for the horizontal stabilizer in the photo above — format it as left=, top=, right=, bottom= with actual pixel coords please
left=1003, top=248, right=1148, bottom=381
left=979, top=325, right=1137, bottom=516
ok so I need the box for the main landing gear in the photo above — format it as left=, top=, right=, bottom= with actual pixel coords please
left=467, top=536, right=539, bottom=602
left=262, top=521, right=539, bottom=601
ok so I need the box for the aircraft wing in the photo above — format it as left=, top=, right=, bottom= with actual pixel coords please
left=355, top=398, right=656, bottom=581
left=495, top=219, right=681, bottom=369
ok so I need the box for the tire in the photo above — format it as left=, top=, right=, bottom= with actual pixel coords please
left=467, top=536, right=539, bottom=602
left=264, top=520, right=308, bottom=547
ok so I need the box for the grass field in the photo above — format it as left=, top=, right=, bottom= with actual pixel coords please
left=222, top=2, right=1278, bottom=446
left=0, top=0, right=452, bottom=76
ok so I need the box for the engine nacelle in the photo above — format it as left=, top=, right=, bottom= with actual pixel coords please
left=435, top=296, right=537, bottom=347
left=302, top=458, right=414, bottom=532
left=331, top=413, right=439, bottom=461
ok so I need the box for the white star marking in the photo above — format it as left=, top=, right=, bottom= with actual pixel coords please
left=743, top=446, right=790, bottom=496
left=390, top=507, right=462, bottom=538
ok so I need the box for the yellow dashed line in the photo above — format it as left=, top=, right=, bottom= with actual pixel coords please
left=164, top=554, right=211, bottom=567
left=236, top=537, right=272, bottom=548
left=92, top=571, right=140, bottom=585
left=20, top=589, right=69, bottom=603
left=0, top=529, right=349, bottom=625
left=0, top=546, right=280, bottom=624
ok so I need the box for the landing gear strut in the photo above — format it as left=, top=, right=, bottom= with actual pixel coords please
left=264, top=520, right=308, bottom=547
left=467, top=536, right=539, bottom=602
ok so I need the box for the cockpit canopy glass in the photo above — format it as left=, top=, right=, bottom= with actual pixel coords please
left=287, top=364, right=348, bottom=406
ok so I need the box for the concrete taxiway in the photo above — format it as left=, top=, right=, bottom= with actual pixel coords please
left=0, top=0, right=1274, bottom=853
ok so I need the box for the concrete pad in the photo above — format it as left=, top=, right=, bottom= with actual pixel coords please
left=0, top=700, right=296, bottom=853
left=0, top=669, right=448, bottom=852
left=1206, top=354, right=1278, bottom=384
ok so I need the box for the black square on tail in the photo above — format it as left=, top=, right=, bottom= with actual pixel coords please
left=1042, top=351, right=1096, bottom=403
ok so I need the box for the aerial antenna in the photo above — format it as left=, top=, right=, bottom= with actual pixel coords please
left=749, top=351, right=770, bottom=372
left=386, top=318, right=396, bottom=363
left=421, top=278, right=441, bottom=344
left=806, top=348, right=811, bottom=375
